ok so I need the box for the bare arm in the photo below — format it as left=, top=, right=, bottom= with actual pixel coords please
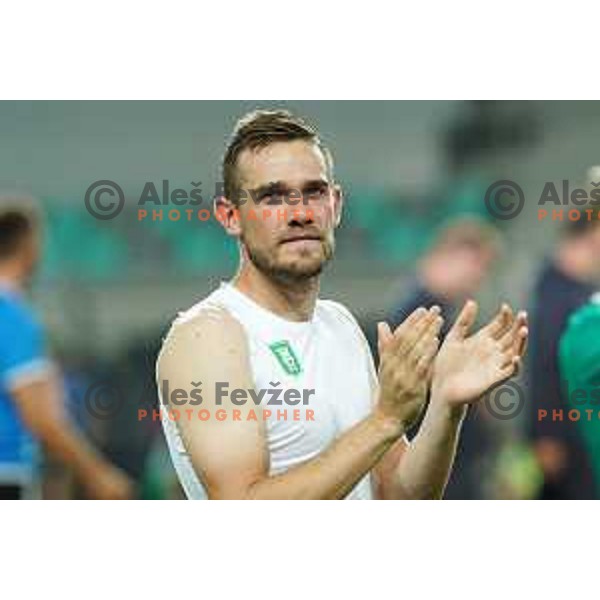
left=10, top=368, right=132, bottom=499
left=156, top=306, right=439, bottom=500
left=375, top=401, right=467, bottom=500
left=376, top=300, right=528, bottom=500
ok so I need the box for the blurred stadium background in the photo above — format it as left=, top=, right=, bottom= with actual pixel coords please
left=2, top=100, right=600, bottom=499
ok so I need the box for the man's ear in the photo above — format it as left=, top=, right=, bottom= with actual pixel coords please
left=214, top=195, right=241, bottom=237
left=332, top=184, right=344, bottom=228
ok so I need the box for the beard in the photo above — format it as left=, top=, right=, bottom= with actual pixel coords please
left=241, top=233, right=335, bottom=285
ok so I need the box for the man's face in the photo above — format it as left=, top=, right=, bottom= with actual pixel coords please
left=438, top=244, right=497, bottom=299
left=231, top=140, right=342, bottom=283
left=466, top=245, right=496, bottom=291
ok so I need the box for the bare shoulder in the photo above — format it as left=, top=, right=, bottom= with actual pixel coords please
left=156, top=303, right=251, bottom=382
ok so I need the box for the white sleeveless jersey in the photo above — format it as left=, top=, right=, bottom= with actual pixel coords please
left=158, top=281, right=377, bottom=500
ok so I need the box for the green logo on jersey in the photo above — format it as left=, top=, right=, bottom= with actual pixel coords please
left=269, top=340, right=302, bottom=376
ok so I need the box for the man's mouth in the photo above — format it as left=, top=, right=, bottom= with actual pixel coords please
left=280, top=234, right=322, bottom=244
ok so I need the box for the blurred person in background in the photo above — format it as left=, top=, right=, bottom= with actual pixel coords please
left=0, top=197, right=133, bottom=499
left=388, top=218, right=502, bottom=498
left=390, top=218, right=501, bottom=334
left=528, top=206, right=600, bottom=499
left=559, top=291, right=600, bottom=497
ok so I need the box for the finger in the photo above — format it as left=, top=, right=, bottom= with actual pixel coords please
left=415, top=334, right=441, bottom=376
left=499, top=348, right=516, bottom=370
left=498, top=311, right=528, bottom=353
left=517, top=326, right=528, bottom=358
left=512, top=355, right=523, bottom=378
left=391, top=307, right=429, bottom=342
left=447, top=299, right=478, bottom=341
left=393, top=305, right=440, bottom=338
left=425, top=361, right=435, bottom=383
left=409, top=315, right=443, bottom=365
left=377, top=321, right=394, bottom=357
left=498, top=355, right=520, bottom=380
left=498, top=313, right=520, bottom=351
left=485, top=303, right=514, bottom=340
left=515, top=311, right=529, bottom=357
left=395, top=306, right=441, bottom=356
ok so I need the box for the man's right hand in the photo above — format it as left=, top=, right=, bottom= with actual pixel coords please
left=375, top=306, right=443, bottom=431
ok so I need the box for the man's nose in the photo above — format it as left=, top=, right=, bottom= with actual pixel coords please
left=288, top=204, right=315, bottom=225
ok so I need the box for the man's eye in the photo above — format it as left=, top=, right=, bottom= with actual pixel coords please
left=264, top=194, right=282, bottom=205
left=305, top=187, right=327, bottom=200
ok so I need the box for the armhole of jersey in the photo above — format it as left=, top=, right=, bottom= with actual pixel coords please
left=322, top=300, right=378, bottom=403
left=322, top=299, right=408, bottom=439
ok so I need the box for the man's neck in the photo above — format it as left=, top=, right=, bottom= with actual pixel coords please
left=232, top=262, right=320, bottom=322
left=0, top=264, right=24, bottom=294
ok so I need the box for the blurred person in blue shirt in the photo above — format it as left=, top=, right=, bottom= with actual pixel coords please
left=0, top=197, right=132, bottom=499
